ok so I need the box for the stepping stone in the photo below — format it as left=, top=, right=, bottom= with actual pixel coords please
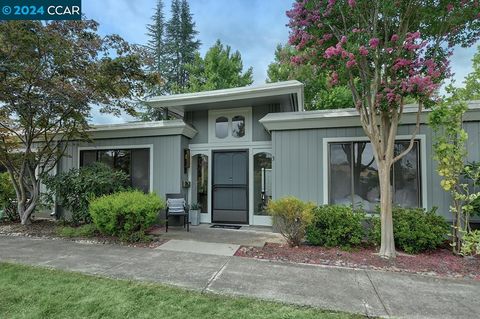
left=156, top=239, right=240, bottom=256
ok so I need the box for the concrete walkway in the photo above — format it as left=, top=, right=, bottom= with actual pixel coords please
left=1, top=236, right=479, bottom=319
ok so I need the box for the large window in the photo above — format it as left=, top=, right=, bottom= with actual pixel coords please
left=80, top=148, right=150, bottom=193
left=328, top=140, right=421, bottom=211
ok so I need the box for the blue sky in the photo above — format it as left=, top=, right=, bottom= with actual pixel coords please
left=83, top=0, right=479, bottom=124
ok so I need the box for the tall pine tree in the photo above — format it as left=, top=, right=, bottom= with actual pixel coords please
left=165, top=0, right=200, bottom=93
left=143, top=0, right=168, bottom=120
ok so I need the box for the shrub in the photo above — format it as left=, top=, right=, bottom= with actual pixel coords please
left=0, top=172, right=18, bottom=222
left=57, top=224, right=97, bottom=238
left=44, top=163, right=129, bottom=225
left=461, top=230, right=480, bottom=256
left=267, top=196, right=315, bottom=247
left=306, top=205, right=366, bottom=248
left=370, top=207, right=449, bottom=254
left=89, top=191, right=165, bottom=241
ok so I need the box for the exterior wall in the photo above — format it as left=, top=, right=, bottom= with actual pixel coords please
left=58, top=135, right=185, bottom=200
left=185, top=104, right=279, bottom=144
left=272, top=122, right=480, bottom=221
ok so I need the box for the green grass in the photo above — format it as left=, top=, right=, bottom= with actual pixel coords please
left=0, top=263, right=364, bottom=319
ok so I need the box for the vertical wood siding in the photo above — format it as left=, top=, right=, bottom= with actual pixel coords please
left=272, top=122, right=480, bottom=221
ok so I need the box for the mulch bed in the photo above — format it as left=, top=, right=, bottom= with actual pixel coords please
left=0, top=220, right=168, bottom=249
left=235, top=243, right=480, bottom=280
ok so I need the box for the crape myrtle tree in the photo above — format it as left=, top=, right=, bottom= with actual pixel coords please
left=287, top=0, right=480, bottom=258
left=0, top=20, right=159, bottom=225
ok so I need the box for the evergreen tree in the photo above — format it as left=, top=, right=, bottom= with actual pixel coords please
left=178, top=0, right=201, bottom=89
left=146, top=0, right=166, bottom=79
left=183, top=40, right=253, bottom=93
left=143, top=0, right=168, bottom=120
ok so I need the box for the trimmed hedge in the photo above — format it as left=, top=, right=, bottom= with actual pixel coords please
left=89, top=191, right=165, bottom=242
left=306, top=205, right=366, bottom=248
left=370, top=207, right=449, bottom=254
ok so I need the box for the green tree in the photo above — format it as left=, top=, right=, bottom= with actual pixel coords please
left=182, top=40, right=253, bottom=93
left=462, top=45, right=480, bottom=100
left=267, top=44, right=353, bottom=110
left=165, top=0, right=200, bottom=93
left=0, top=20, right=158, bottom=225
left=143, top=0, right=168, bottom=120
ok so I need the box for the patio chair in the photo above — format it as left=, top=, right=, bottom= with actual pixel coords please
left=165, top=193, right=189, bottom=232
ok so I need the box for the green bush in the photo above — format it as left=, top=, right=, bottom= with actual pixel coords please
left=57, top=224, right=97, bottom=238
left=370, top=207, right=449, bottom=254
left=0, top=172, right=18, bottom=222
left=461, top=230, right=480, bottom=256
left=306, top=205, right=366, bottom=248
left=267, top=196, right=315, bottom=247
left=89, top=191, right=165, bottom=241
left=44, top=163, right=128, bottom=225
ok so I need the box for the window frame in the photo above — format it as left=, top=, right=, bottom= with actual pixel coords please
left=322, top=135, right=427, bottom=210
left=77, top=144, right=153, bottom=193
left=208, top=107, right=252, bottom=143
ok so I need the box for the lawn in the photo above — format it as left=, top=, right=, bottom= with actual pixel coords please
left=0, top=263, right=363, bottom=319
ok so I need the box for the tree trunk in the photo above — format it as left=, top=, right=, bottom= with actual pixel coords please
left=378, top=162, right=396, bottom=258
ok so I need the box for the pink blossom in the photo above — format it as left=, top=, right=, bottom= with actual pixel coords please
left=446, top=3, right=454, bottom=12
left=348, top=0, right=356, bottom=8
left=330, top=71, right=339, bottom=85
left=346, top=59, right=357, bottom=68
left=291, top=56, right=303, bottom=65
left=386, top=48, right=394, bottom=54
left=391, top=34, right=399, bottom=42
left=359, top=46, right=369, bottom=56
left=340, top=36, right=347, bottom=44
left=352, top=28, right=361, bottom=33
left=369, top=38, right=380, bottom=48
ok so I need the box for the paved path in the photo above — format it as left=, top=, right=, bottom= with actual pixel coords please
left=1, top=236, right=479, bottom=318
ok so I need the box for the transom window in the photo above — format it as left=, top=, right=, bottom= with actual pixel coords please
left=328, top=140, right=421, bottom=212
left=209, top=108, right=252, bottom=142
left=80, top=148, right=150, bottom=193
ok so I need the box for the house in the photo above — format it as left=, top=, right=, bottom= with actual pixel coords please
left=55, top=80, right=480, bottom=226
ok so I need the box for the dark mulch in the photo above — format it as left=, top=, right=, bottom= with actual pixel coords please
left=0, top=220, right=168, bottom=249
left=235, top=243, right=480, bottom=280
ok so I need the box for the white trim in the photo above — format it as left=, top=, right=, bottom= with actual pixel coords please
left=85, top=120, right=197, bottom=140
left=260, top=101, right=480, bottom=131
left=187, top=142, right=273, bottom=226
left=77, top=144, right=154, bottom=193
left=146, top=80, right=304, bottom=111
left=322, top=135, right=427, bottom=210
left=208, top=107, right=252, bottom=143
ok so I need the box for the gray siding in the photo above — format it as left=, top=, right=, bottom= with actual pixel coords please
left=59, top=135, right=184, bottom=200
left=272, top=122, right=480, bottom=221
left=185, top=104, right=280, bottom=144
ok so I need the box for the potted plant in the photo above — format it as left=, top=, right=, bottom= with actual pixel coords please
left=189, top=203, right=201, bottom=226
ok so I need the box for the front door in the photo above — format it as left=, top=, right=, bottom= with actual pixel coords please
left=212, top=150, right=248, bottom=224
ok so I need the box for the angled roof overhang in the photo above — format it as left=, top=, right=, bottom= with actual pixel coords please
left=144, top=81, right=305, bottom=115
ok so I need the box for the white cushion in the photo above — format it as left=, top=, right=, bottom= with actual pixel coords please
left=167, top=198, right=186, bottom=213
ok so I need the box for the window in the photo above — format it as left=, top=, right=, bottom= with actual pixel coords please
left=193, top=154, right=209, bottom=214
left=209, top=108, right=252, bottom=142
left=80, top=148, right=150, bottom=193
left=215, top=117, right=229, bottom=139
left=232, top=115, right=245, bottom=138
left=253, top=152, right=272, bottom=215
left=328, top=140, right=421, bottom=211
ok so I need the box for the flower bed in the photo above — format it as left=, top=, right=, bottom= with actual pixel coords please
left=0, top=220, right=168, bottom=249
left=235, top=243, right=480, bottom=280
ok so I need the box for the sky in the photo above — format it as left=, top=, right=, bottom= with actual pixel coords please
left=82, top=0, right=479, bottom=124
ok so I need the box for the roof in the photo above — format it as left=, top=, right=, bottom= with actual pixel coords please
left=87, top=119, right=197, bottom=139
left=145, top=80, right=305, bottom=113
left=260, top=100, right=480, bottom=131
